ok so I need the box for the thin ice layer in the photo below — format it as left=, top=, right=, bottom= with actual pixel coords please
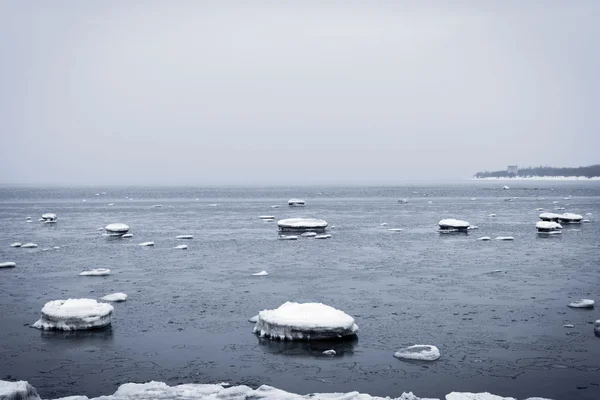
left=253, top=302, right=358, bottom=340
left=32, top=299, right=113, bottom=331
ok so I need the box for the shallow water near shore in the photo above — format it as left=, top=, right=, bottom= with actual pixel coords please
left=1, top=181, right=599, bottom=400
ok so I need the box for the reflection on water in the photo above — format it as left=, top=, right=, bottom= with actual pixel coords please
left=257, top=336, right=357, bottom=358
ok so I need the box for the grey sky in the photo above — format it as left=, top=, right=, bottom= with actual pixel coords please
left=1, top=1, right=598, bottom=185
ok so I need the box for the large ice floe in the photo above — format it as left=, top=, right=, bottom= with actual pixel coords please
left=288, top=198, right=306, bottom=207
left=253, top=302, right=358, bottom=340
left=394, top=345, right=441, bottom=361
left=79, top=268, right=111, bottom=276
left=535, top=221, right=562, bottom=234
left=41, top=213, right=57, bottom=223
left=0, top=379, right=552, bottom=400
left=438, top=219, right=470, bottom=232
left=277, top=218, right=327, bottom=233
left=104, top=223, right=129, bottom=236
left=567, top=299, right=594, bottom=309
left=0, top=262, right=16, bottom=268
left=31, top=299, right=113, bottom=331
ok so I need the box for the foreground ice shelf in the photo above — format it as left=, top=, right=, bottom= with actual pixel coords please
left=31, top=299, right=113, bottom=331
left=253, top=302, right=358, bottom=340
left=0, top=379, right=554, bottom=400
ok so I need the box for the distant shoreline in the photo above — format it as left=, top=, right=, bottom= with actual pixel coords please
left=473, top=176, right=600, bottom=181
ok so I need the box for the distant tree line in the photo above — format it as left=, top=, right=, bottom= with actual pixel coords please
left=474, top=164, right=600, bottom=178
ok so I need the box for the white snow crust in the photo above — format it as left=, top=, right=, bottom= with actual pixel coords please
left=32, top=299, right=113, bottom=331
left=79, top=268, right=111, bottom=276
left=0, top=262, right=16, bottom=268
left=176, top=235, right=194, bottom=239
left=278, top=218, right=327, bottom=231
left=252, top=271, right=269, bottom=276
left=394, top=345, right=441, bottom=361
left=105, top=223, right=129, bottom=234
left=438, top=219, right=470, bottom=229
left=568, top=299, right=594, bottom=309
left=253, top=302, right=358, bottom=340
left=101, top=293, right=128, bottom=302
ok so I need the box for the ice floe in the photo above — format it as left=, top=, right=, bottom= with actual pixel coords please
left=108, top=203, right=115, bottom=206
left=539, top=212, right=562, bottom=222
left=388, top=228, right=403, bottom=232
left=568, top=299, right=594, bottom=309
left=595, top=320, right=600, bottom=336
left=248, top=315, right=259, bottom=323
left=21, top=243, right=38, bottom=248
left=583, top=219, right=590, bottom=223
left=536, top=221, right=562, bottom=233
left=259, top=216, right=275, bottom=220
left=563, top=324, right=574, bottom=328
left=394, top=345, right=440, bottom=361
left=270, top=205, right=279, bottom=208
left=101, top=293, right=128, bottom=302
left=104, top=223, right=129, bottom=236
left=278, top=218, right=327, bottom=232
left=121, top=233, right=133, bottom=238
left=438, top=219, right=470, bottom=232
left=488, top=214, right=496, bottom=217
left=558, top=213, right=582, bottom=224
left=10, top=242, right=22, bottom=248
left=502, top=185, right=510, bottom=190
left=301, top=232, right=317, bottom=237
left=252, top=270, right=269, bottom=276
left=288, top=198, right=306, bottom=207
left=32, top=299, right=113, bottom=331
left=380, top=223, right=388, bottom=226
left=314, top=234, right=332, bottom=239
left=253, top=302, right=358, bottom=340
left=174, top=244, right=188, bottom=250
left=495, top=237, right=514, bottom=241
left=278, top=235, right=298, bottom=240
left=0, top=380, right=40, bottom=400
left=0, top=262, right=16, bottom=268
left=79, top=268, right=111, bottom=276
left=398, top=199, right=408, bottom=204
left=176, top=235, right=194, bottom=239
left=41, top=213, right=57, bottom=223
left=477, top=237, right=491, bottom=241
left=153, top=204, right=162, bottom=208
left=322, top=349, right=336, bottom=355
left=139, top=242, right=154, bottom=246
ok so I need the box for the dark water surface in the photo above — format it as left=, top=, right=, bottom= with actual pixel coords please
left=1, top=182, right=599, bottom=400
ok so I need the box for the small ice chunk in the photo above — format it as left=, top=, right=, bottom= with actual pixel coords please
left=586, top=212, right=593, bottom=216
left=278, top=235, right=298, bottom=240
left=108, top=203, right=115, bottom=206
left=427, top=200, right=433, bottom=204
left=394, top=345, right=440, bottom=361
left=253, top=301, right=358, bottom=340
left=495, top=236, right=514, bottom=241
left=595, top=320, right=600, bottom=335
left=95, top=193, right=100, bottom=196
left=536, top=221, right=562, bottom=232
left=153, top=204, right=162, bottom=208
left=0, top=380, right=41, bottom=400
left=535, top=208, right=544, bottom=211
left=32, top=298, right=113, bottom=331
left=42, top=248, right=50, bottom=252
left=380, top=223, right=388, bottom=226
left=0, top=262, right=16, bottom=268
left=477, top=237, right=491, bottom=241
left=176, top=235, right=194, bottom=239
left=552, top=201, right=559, bottom=204
left=563, top=324, right=574, bottom=328
left=53, top=246, right=60, bottom=250
left=121, top=233, right=133, bottom=238
left=322, top=349, right=336, bottom=356
left=583, top=219, right=590, bottom=223
left=314, top=234, right=332, bottom=239
left=502, top=185, right=510, bottom=190
left=248, top=315, right=259, bottom=323
left=568, top=299, right=594, bottom=309
left=101, top=293, right=128, bottom=302
left=79, top=268, right=111, bottom=276
left=139, top=242, right=154, bottom=246
left=301, top=232, right=317, bottom=237
left=467, top=225, right=478, bottom=230
left=173, top=244, right=188, bottom=250
left=554, top=207, right=566, bottom=211
left=270, top=205, right=279, bottom=208
left=488, top=214, right=496, bottom=217
left=208, top=204, right=218, bottom=207
left=288, top=198, right=306, bottom=207
left=259, top=216, right=275, bottom=220
left=252, top=270, right=269, bottom=276
left=105, top=223, right=130, bottom=236
left=387, top=228, right=403, bottom=232
left=439, top=219, right=470, bottom=230
left=470, top=198, right=477, bottom=201
left=21, top=243, right=38, bottom=248
left=10, top=242, right=22, bottom=248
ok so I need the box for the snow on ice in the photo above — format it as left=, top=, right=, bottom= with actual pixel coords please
left=568, top=299, right=594, bottom=309
left=0, top=262, right=16, bottom=268
left=32, top=299, right=113, bottom=331
left=79, top=268, right=111, bottom=276
left=174, top=244, right=188, bottom=250
left=252, top=271, right=269, bottom=276
left=101, top=293, right=128, bottom=302
left=394, top=345, right=441, bottom=361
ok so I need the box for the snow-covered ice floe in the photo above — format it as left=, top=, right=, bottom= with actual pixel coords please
left=259, top=216, right=275, bottom=220
left=438, top=219, right=470, bottom=232
left=0, top=262, right=16, bottom=268
left=314, top=234, right=332, bottom=239
left=278, top=235, right=298, bottom=240
left=104, top=223, right=129, bottom=236
left=536, top=221, right=562, bottom=233
left=495, top=237, right=514, bottom=241
left=41, top=213, right=57, bottom=223
left=271, top=205, right=279, bottom=208
left=301, top=232, right=317, bottom=237
left=388, top=228, right=403, bottom=232
left=477, top=237, right=491, bottom=241
left=394, top=345, right=440, bottom=361
left=31, top=299, right=113, bottom=331
left=139, top=241, right=154, bottom=246
left=502, top=185, right=510, bottom=190
left=21, top=243, right=38, bottom=248
left=176, top=235, right=194, bottom=239
left=174, top=244, right=188, bottom=250
left=539, top=212, right=562, bottom=222
left=252, top=270, right=269, bottom=276
left=558, top=213, right=583, bottom=224
left=253, top=302, right=358, bottom=340
left=398, top=199, right=408, bottom=204
left=568, top=299, right=594, bottom=309
left=288, top=198, right=306, bottom=207
left=322, top=349, right=336, bottom=355
left=79, top=268, right=111, bottom=276
left=0, top=379, right=555, bottom=400
left=10, top=242, right=22, bottom=248
left=488, top=214, right=496, bottom=217
left=121, top=233, right=133, bottom=238
left=278, top=218, right=327, bottom=232
left=100, top=293, right=128, bottom=302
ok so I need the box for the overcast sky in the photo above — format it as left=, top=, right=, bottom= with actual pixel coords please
left=1, top=1, right=598, bottom=185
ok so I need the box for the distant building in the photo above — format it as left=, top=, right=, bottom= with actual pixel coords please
left=507, top=165, right=518, bottom=176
